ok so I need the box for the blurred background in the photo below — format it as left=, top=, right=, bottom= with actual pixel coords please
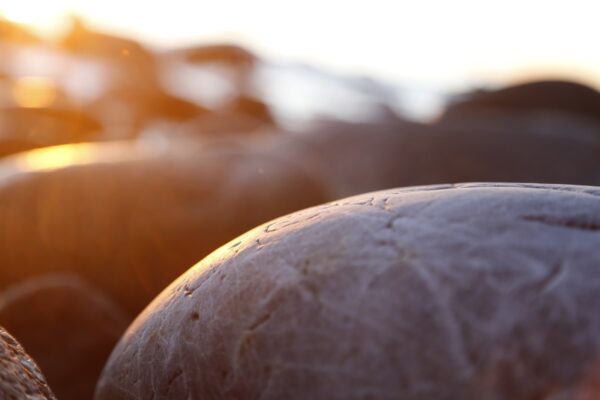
left=1, top=0, right=598, bottom=124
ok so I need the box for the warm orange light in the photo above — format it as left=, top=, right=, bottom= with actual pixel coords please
left=11, top=141, right=164, bottom=172
left=1, top=2, right=66, bottom=25
left=12, top=77, right=58, bottom=108
left=17, top=144, right=94, bottom=171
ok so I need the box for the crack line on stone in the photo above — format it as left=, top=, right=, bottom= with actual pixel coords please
left=521, top=215, right=600, bottom=232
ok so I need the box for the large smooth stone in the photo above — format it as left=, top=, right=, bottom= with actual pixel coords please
left=0, top=273, right=129, bottom=400
left=0, top=137, right=329, bottom=315
left=0, top=327, right=56, bottom=400
left=96, top=183, right=600, bottom=399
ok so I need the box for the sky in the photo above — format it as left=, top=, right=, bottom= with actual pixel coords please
left=1, top=0, right=599, bottom=91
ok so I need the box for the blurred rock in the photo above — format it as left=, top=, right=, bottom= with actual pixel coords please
left=0, top=327, right=56, bottom=400
left=182, top=43, right=256, bottom=67
left=393, top=121, right=600, bottom=187
left=0, top=106, right=102, bottom=157
left=60, top=18, right=207, bottom=134
left=271, top=119, right=415, bottom=198
left=89, top=87, right=208, bottom=137
left=178, top=43, right=256, bottom=92
left=60, top=17, right=156, bottom=72
left=0, top=137, right=330, bottom=315
left=0, top=273, right=128, bottom=400
left=265, top=81, right=600, bottom=198
left=0, top=18, right=40, bottom=44
left=440, top=80, right=600, bottom=123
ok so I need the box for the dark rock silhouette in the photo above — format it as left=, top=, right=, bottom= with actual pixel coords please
left=440, top=80, right=600, bottom=123
left=181, top=43, right=256, bottom=69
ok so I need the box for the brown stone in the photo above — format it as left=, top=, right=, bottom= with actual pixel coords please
left=0, top=327, right=56, bottom=400
left=0, top=137, right=330, bottom=316
left=0, top=273, right=128, bottom=400
left=97, top=183, right=600, bottom=399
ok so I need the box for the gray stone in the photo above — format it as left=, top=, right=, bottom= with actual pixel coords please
left=96, top=183, right=600, bottom=399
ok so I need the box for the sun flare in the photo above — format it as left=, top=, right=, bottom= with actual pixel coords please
left=1, top=1, right=71, bottom=36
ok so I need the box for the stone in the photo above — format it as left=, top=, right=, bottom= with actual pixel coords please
left=272, top=119, right=419, bottom=198
left=272, top=115, right=600, bottom=199
left=96, top=183, right=600, bottom=400
left=0, top=273, right=128, bottom=400
left=0, top=137, right=330, bottom=316
left=0, top=106, right=101, bottom=157
left=0, top=327, right=56, bottom=400
left=439, top=80, right=600, bottom=123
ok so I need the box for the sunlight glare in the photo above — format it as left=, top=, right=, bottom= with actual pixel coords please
left=12, top=141, right=164, bottom=172
left=12, top=77, right=58, bottom=108
left=1, top=1, right=72, bottom=36
left=17, top=144, right=95, bottom=171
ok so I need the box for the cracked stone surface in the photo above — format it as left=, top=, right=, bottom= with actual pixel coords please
left=0, top=273, right=129, bottom=400
left=0, top=137, right=330, bottom=316
left=96, top=183, right=600, bottom=400
left=0, top=327, right=56, bottom=400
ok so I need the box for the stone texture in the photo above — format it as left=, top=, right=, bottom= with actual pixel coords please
left=0, top=137, right=330, bottom=316
left=0, top=327, right=56, bottom=400
left=0, top=273, right=129, bottom=400
left=96, top=183, right=600, bottom=399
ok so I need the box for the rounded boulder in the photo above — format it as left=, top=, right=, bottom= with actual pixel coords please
left=96, top=183, right=600, bottom=399
left=0, top=137, right=329, bottom=315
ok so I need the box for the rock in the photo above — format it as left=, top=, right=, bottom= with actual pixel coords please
left=271, top=115, right=600, bottom=199
left=0, top=273, right=128, bottom=400
left=180, top=43, right=256, bottom=69
left=419, top=81, right=600, bottom=190
left=0, top=137, right=330, bottom=315
left=392, top=121, right=600, bottom=187
left=97, top=183, right=600, bottom=399
left=440, top=80, right=600, bottom=123
left=0, top=106, right=101, bottom=157
left=0, top=327, right=56, bottom=400
left=269, top=119, right=418, bottom=198
left=89, top=87, right=207, bottom=137
left=433, top=80, right=600, bottom=160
